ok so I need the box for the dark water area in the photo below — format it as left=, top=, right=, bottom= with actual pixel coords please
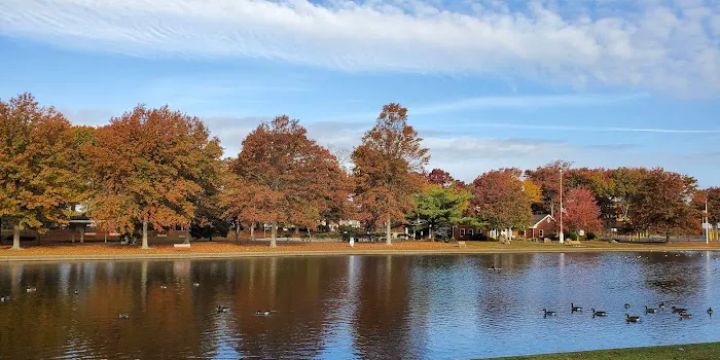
left=1, top=252, right=719, bottom=359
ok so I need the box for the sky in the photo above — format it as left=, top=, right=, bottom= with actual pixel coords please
left=1, top=0, right=719, bottom=186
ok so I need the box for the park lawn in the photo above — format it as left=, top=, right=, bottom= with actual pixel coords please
left=494, top=342, right=720, bottom=360
left=1, top=239, right=720, bottom=258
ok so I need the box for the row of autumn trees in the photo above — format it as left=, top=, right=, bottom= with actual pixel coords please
left=0, top=93, right=716, bottom=250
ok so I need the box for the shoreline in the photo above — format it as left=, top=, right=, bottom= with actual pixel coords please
left=493, top=342, right=720, bottom=359
left=1, top=240, right=719, bottom=262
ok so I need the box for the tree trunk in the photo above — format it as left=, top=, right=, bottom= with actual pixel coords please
left=307, top=227, right=311, bottom=242
left=104, top=232, right=108, bottom=243
left=11, top=224, right=21, bottom=250
left=250, top=223, right=255, bottom=241
left=184, top=227, right=191, bottom=245
left=430, top=224, right=434, bottom=242
left=141, top=220, right=149, bottom=249
left=235, top=222, right=240, bottom=243
left=79, top=226, right=85, bottom=244
left=386, top=220, right=392, bottom=245
left=270, top=222, right=277, bottom=248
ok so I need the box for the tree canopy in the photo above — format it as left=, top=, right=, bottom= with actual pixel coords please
left=229, top=115, right=349, bottom=247
left=0, top=94, right=89, bottom=249
left=86, top=105, right=223, bottom=249
left=351, top=103, right=429, bottom=244
left=471, top=168, right=531, bottom=239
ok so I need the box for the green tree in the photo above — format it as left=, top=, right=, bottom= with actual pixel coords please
left=351, top=103, right=429, bottom=244
left=0, top=93, right=89, bottom=249
left=411, top=184, right=472, bottom=241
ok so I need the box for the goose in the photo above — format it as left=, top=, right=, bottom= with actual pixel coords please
left=25, top=286, right=37, bottom=293
left=160, top=285, right=168, bottom=289
left=255, top=310, right=272, bottom=317
left=679, top=311, right=692, bottom=320
left=118, top=313, right=130, bottom=320
left=0, top=295, right=9, bottom=302
left=624, top=303, right=631, bottom=310
left=708, top=307, right=714, bottom=316
left=216, top=305, right=228, bottom=313
left=543, top=309, right=557, bottom=317
left=591, top=308, right=607, bottom=317
left=488, top=265, right=502, bottom=272
left=672, top=306, right=687, bottom=314
left=625, top=314, right=641, bottom=323
left=645, top=306, right=657, bottom=314
left=192, top=282, right=200, bottom=287
left=659, top=302, right=665, bottom=310
left=571, top=303, right=583, bottom=313
left=73, top=289, right=79, bottom=295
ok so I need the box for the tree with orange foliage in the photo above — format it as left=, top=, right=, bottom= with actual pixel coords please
left=0, top=93, right=90, bottom=250
left=471, top=168, right=531, bottom=243
left=351, top=103, right=429, bottom=245
left=229, top=116, right=349, bottom=247
left=86, top=105, right=223, bottom=249
left=628, top=168, right=698, bottom=241
left=563, top=187, right=602, bottom=235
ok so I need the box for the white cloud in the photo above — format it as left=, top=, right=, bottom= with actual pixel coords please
left=1, top=0, right=718, bottom=97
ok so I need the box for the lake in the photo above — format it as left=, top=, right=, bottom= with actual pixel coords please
left=0, top=252, right=719, bottom=359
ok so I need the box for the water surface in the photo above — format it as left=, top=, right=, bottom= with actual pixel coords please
left=1, top=252, right=719, bottom=359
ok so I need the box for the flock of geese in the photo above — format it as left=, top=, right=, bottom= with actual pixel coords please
left=1, top=283, right=275, bottom=321
left=542, top=302, right=714, bottom=323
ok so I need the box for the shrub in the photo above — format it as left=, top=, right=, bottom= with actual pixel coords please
left=587, top=232, right=597, bottom=240
left=567, top=232, right=579, bottom=241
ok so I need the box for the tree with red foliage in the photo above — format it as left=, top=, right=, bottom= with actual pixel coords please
left=564, top=187, right=602, bottom=235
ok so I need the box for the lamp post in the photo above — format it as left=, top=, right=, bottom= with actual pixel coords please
left=559, top=168, right=564, bottom=244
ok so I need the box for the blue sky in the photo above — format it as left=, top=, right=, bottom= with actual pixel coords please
left=1, top=0, right=719, bottom=185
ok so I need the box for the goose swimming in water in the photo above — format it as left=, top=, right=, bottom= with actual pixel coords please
left=118, top=313, right=130, bottom=320
left=0, top=296, right=9, bottom=302
left=625, top=314, right=641, bottom=323
left=543, top=309, right=557, bottom=317
left=708, top=307, right=714, bottom=316
left=624, top=303, right=631, bottom=309
left=645, top=306, right=657, bottom=314
left=591, top=308, right=607, bottom=317
left=192, top=282, right=200, bottom=287
left=571, top=303, right=583, bottom=313
left=659, top=302, right=665, bottom=310
left=672, top=306, right=687, bottom=314
left=160, top=285, right=168, bottom=289
left=679, top=311, right=692, bottom=320
left=25, top=286, right=37, bottom=293
left=216, top=305, right=228, bottom=313
left=255, top=310, right=272, bottom=317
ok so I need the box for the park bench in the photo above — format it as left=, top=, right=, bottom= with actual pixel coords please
left=173, top=243, right=191, bottom=249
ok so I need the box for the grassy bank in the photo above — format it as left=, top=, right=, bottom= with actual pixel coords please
left=0, top=240, right=719, bottom=262
left=494, top=342, right=720, bottom=359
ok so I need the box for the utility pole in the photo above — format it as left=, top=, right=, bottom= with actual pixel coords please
left=706, top=197, right=710, bottom=244
left=559, top=168, right=564, bottom=244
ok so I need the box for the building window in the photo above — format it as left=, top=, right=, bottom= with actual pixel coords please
left=469, top=229, right=474, bottom=236
left=539, top=229, right=544, bottom=238
left=460, top=229, right=466, bottom=236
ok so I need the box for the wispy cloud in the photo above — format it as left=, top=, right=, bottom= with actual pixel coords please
left=412, top=93, right=649, bottom=115
left=1, top=0, right=718, bottom=97
left=466, top=123, right=720, bottom=134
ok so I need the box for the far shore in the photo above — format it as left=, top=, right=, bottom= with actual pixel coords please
left=1, top=239, right=720, bottom=262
